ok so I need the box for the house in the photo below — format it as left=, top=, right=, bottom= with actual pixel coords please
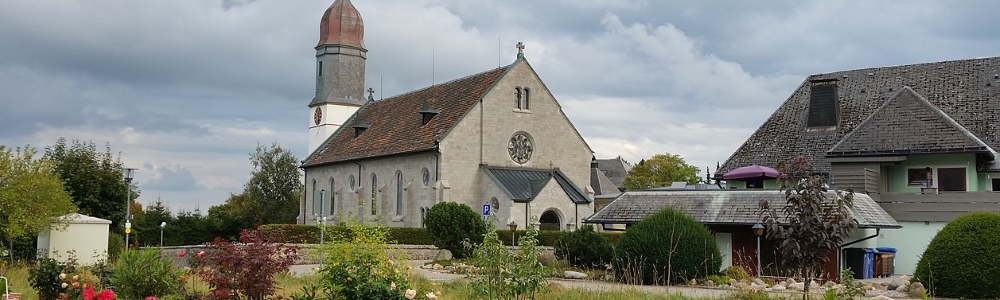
left=717, top=56, right=1000, bottom=275
left=299, top=0, right=594, bottom=231
left=584, top=190, right=901, bottom=278
left=596, top=156, right=632, bottom=189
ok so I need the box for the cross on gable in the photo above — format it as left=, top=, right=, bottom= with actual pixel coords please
left=516, top=42, right=525, bottom=54
left=367, top=87, right=375, bottom=98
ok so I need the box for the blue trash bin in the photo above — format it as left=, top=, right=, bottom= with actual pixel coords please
left=843, top=248, right=875, bottom=279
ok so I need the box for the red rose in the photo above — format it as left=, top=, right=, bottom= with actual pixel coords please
left=178, top=250, right=187, bottom=257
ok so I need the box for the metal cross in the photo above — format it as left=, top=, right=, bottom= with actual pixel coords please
left=516, top=42, right=525, bottom=54
left=367, top=87, right=375, bottom=98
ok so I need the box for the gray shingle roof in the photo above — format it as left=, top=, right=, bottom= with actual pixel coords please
left=827, top=87, right=994, bottom=157
left=483, top=167, right=591, bottom=204
left=596, top=157, right=631, bottom=187
left=590, top=167, right=619, bottom=195
left=584, top=190, right=901, bottom=229
left=720, top=56, right=1000, bottom=174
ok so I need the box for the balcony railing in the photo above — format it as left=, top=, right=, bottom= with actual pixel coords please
left=876, top=191, right=1000, bottom=222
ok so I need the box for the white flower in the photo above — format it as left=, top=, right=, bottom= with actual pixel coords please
left=426, top=292, right=437, bottom=299
left=58, top=273, right=66, bottom=280
left=61, top=282, right=68, bottom=288
left=404, top=289, right=416, bottom=299
left=390, top=282, right=396, bottom=290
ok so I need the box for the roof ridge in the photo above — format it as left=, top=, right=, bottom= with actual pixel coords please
left=379, top=64, right=513, bottom=102
left=809, top=56, right=999, bottom=78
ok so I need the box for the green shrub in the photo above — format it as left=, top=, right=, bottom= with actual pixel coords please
left=913, top=212, right=1000, bottom=299
left=424, top=202, right=486, bottom=259
left=110, top=248, right=183, bottom=300
left=600, top=232, right=625, bottom=246
left=470, top=221, right=548, bottom=300
left=613, top=208, right=722, bottom=285
left=555, top=225, right=614, bottom=268
left=258, top=224, right=434, bottom=245
left=386, top=227, right=435, bottom=245
left=28, top=257, right=77, bottom=300
left=106, top=232, right=124, bottom=262
left=722, top=265, right=750, bottom=281
left=320, top=222, right=412, bottom=300
left=706, top=274, right=730, bottom=285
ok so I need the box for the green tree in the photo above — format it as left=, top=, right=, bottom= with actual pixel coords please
left=621, top=152, right=700, bottom=190
left=759, top=156, right=857, bottom=299
left=243, top=142, right=302, bottom=226
left=0, top=145, right=78, bottom=253
left=135, top=198, right=171, bottom=247
left=44, top=138, right=138, bottom=230
left=207, top=193, right=252, bottom=241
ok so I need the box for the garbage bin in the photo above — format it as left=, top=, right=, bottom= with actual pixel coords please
left=843, top=248, right=875, bottom=279
left=875, top=247, right=896, bottom=277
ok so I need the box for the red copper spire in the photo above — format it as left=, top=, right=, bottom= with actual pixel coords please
left=317, top=0, right=365, bottom=49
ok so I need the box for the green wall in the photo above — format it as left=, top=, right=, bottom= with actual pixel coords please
left=885, top=153, right=985, bottom=193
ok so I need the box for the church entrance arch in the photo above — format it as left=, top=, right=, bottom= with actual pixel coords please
left=539, top=209, right=561, bottom=231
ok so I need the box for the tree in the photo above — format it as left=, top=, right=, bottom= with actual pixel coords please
left=207, top=193, right=252, bottom=241
left=44, top=138, right=138, bottom=230
left=0, top=145, right=78, bottom=253
left=621, top=152, right=700, bottom=190
left=759, top=156, right=857, bottom=299
left=135, top=198, right=171, bottom=247
left=242, top=142, right=302, bottom=226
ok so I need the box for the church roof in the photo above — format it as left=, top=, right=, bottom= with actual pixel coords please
left=318, top=0, right=365, bottom=49
left=596, top=157, right=631, bottom=187
left=720, top=56, right=1000, bottom=174
left=483, top=166, right=591, bottom=204
left=590, top=167, right=619, bottom=195
left=584, top=190, right=901, bottom=229
left=303, top=65, right=510, bottom=166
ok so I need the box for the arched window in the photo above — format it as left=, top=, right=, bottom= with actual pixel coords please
left=491, top=197, right=500, bottom=215
left=311, top=179, right=317, bottom=217
left=514, top=87, right=522, bottom=109
left=522, top=88, right=530, bottom=110
left=329, top=177, right=336, bottom=216
left=396, top=171, right=404, bottom=215
left=371, top=174, right=378, bottom=215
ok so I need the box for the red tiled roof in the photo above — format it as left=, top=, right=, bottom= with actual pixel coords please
left=303, top=65, right=510, bottom=166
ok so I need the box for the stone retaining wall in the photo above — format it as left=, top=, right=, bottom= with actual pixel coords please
left=157, top=244, right=554, bottom=267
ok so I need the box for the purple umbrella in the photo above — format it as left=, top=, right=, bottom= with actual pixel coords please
left=723, top=165, right=781, bottom=180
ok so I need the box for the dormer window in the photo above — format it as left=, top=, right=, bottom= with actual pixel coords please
left=807, top=79, right=838, bottom=128
left=353, top=124, right=369, bottom=138
left=419, top=100, right=439, bottom=125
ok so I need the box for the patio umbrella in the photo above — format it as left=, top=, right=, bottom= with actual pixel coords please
left=723, top=165, right=781, bottom=180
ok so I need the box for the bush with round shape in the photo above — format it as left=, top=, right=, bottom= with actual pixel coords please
left=424, top=201, right=486, bottom=259
left=613, top=208, right=722, bottom=285
left=555, top=225, right=614, bottom=268
left=913, top=212, right=1000, bottom=299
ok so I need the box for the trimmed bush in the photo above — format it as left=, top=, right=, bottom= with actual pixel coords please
left=425, top=202, right=486, bottom=258
left=613, top=208, right=721, bottom=285
left=913, top=212, right=1000, bottom=299
left=555, top=225, right=614, bottom=268
left=258, top=224, right=434, bottom=245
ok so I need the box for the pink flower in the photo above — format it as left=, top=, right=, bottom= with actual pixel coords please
left=196, top=251, right=205, bottom=258
left=83, top=285, right=96, bottom=300
left=97, top=289, right=115, bottom=300
left=72, top=275, right=79, bottom=281
left=145, top=296, right=157, bottom=300
left=58, top=273, right=67, bottom=280
left=72, top=282, right=80, bottom=287
left=61, top=282, right=68, bottom=288
left=404, top=289, right=416, bottom=299
left=178, top=250, right=187, bottom=257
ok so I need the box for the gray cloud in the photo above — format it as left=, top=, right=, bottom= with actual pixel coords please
left=1, top=0, right=999, bottom=211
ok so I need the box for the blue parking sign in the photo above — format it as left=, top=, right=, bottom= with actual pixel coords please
left=482, top=204, right=491, bottom=216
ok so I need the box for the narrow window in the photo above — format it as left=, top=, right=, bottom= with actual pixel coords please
left=523, top=88, right=530, bottom=110
left=311, top=179, right=318, bottom=217
left=329, top=178, right=336, bottom=216
left=318, top=61, right=323, bottom=76
left=371, top=174, right=378, bottom=215
left=396, top=171, right=403, bottom=215
left=515, top=87, right=522, bottom=109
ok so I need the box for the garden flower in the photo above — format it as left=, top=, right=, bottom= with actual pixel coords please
left=73, top=275, right=79, bottom=280
left=145, top=296, right=157, bottom=300
left=58, top=273, right=67, bottom=280
left=84, top=285, right=95, bottom=300
left=404, top=289, right=416, bottom=299
left=97, top=289, right=115, bottom=300
left=179, top=250, right=187, bottom=257
left=196, top=251, right=205, bottom=257
left=390, top=282, right=396, bottom=290
left=72, top=282, right=80, bottom=287
left=426, top=292, right=437, bottom=299
left=61, top=282, right=68, bottom=288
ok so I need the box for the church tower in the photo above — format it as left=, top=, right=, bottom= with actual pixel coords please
left=308, top=0, right=367, bottom=155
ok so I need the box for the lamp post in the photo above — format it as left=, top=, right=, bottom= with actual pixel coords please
left=318, top=189, right=326, bottom=268
left=160, top=222, right=167, bottom=247
left=507, top=221, right=518, bottom=247
left=123, top=168, right=136, bottom=250
left=752, top=223, right=765, bottom=277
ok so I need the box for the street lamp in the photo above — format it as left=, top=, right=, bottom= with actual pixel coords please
left=752, top=223, right=765, bottom=277
left=160, top=222, right=167, bottom=247
left=507, top=221, right=518, bottom=247
left=123, top=168, right=136, bottom=250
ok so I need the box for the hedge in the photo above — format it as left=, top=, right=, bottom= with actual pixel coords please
left=258, top=224, right=624, bottom=247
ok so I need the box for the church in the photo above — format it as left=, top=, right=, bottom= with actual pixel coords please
left=298, top=0, right=595, bottom=231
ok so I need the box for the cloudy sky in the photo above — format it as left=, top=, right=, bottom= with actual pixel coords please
left=2, top=0, right=998, bottom=213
